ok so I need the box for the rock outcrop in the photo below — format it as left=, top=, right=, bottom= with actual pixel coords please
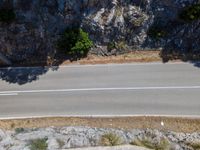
left=0, top=0, right=199, bottom=63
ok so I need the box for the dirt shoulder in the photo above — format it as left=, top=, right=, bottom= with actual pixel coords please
left=0, top=116, right=200, bottom=133
left=59, top=51, right=162, bottom=65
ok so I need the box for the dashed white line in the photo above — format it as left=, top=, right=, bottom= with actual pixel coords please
left=0, top=93, right=18, bottom=96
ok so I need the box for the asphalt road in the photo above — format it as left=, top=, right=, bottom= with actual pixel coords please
left=0, top=62, right=200, bottom=118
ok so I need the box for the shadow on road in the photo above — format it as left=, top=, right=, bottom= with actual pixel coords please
left=0, top=66, right=59, bottom=85
left=190, top=61, right=200, bottom=68
left=160, top=50, right=200, bottom=69
left=0, top=51, right=87, bottom=85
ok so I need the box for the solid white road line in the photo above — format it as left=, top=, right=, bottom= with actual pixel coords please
left=0, top=86, right=200, bottom=95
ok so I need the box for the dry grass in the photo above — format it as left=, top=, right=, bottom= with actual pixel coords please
left=100, top=133, right=122, bottom=146
left=0, top=116, right=200, bottom=133
left=60, top=51, right=162, bottom=65
left=131, top=137, right=170, bottom=150
left=186, top=141, right=200, bottom=150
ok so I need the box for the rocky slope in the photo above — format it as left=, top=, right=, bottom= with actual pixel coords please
left=0, top=127, right=200, bottom=150
left=0, top=0, right=199, bottom=63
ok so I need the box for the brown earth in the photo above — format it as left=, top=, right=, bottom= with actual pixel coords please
left=59, top=51, right=162, bottom=65
left=0, top=116, right=200, bottom=133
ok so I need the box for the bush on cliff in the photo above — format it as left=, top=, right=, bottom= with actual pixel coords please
left=179, top=4, right=200, bottom=22
left=57, top=28, right=93, bottom=59
left=0, top=9, right=16, bottom=23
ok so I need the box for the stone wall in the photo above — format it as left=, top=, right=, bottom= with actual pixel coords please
left=0, top=0, right=199, bottom=62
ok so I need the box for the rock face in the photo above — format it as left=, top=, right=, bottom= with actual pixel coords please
left=0, top=127, right=200, bottom=150
left=0, top=0, right=199, bottom=62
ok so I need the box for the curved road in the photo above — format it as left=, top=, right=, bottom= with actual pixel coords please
left=0, top=62, right=200, bottom=118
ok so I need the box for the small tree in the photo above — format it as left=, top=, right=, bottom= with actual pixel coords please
left=57, top=28, right=93, bottom=59
left=71, top=29, right=93, bottom=56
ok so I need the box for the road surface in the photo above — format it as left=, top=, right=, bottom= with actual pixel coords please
left=0, top=62, right=200, bottom=118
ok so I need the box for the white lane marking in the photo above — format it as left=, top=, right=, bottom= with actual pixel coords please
left=0, top=93, right=18, bottom=96
left=0, top=86, right=200, bottom=95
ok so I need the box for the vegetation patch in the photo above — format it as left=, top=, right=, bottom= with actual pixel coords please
left=132, top=16, right=146, bottom=27
left=57, top=28, right=93, bottom=59
left=107, top=40, right=128, bottom=52
left=131, top=137, right=170, bottom=150
left=29, top=138, right=48, bottom=150
left=107, top=41, right=116, bottom=51
left=100, top=133, right=122, bottom=146
left=186, top=141, right=200, bottom=150
left=0, top=9, right=16, bottom=23
left=179, top=4, right=200, bottom=22
left=15, top=128, right=25, bottom=134
left=148, top=26, right=167, bottom=39
left=116, top=41, right=128, bottom=51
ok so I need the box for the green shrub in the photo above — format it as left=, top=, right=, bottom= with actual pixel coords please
left=107, top=42, right=116, bottom=51
left=100, top=133, right=122, bottom=146
left=0, top=9, right=16, bottom=23
left=179, top=4, right=200, bottom=22
left=148, top=26, right=167, bottom=39
left=29, top=138, right=48, bottom=150
left=57, top=28, right=93, bottom=58
left=15, top=128, right=25, bottom=134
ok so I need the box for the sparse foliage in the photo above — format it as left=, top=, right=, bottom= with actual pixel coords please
left=29, top=138, right=48, bottom=150
left=100, top=133, right=122, bottom=146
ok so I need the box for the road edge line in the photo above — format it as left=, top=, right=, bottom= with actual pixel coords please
left=0, top=114, right=200, bottom=120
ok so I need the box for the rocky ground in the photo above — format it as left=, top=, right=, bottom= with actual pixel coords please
left=0, top=126, right=200, bottom=150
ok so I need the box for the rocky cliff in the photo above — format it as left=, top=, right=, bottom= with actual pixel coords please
left=0, top=0, right=199, bottom=63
